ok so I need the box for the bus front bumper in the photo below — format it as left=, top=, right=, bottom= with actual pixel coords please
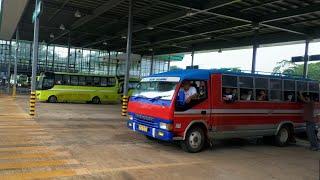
left=127, top=120, right=173, bottom=141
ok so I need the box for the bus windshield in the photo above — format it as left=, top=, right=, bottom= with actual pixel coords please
left=133, top=81, right=178, bottom=100
left=37, top=75, right=54, bottom=90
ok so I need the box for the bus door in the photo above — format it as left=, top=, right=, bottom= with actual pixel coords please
left=175, top=80, right=211, bottom=131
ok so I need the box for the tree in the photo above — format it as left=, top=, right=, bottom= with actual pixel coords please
left=273, top=60, right=320, bottom=80
left=169, top=65, right=183, bottom=71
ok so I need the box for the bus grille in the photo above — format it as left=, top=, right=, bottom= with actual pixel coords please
left=134, top=114, right=158, bottom=128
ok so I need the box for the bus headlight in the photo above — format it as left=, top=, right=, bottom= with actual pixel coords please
left=159, top=122, right=173, bottom=131
left=128, top=115, right=133, bottom=121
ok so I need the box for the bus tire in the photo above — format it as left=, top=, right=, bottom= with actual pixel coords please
left=92, top=96, right=101, bottom=104
left=181, top=126, right=205, bottom=153
left=48, top=96, right=57, bottom=103
left=274, top=126, right=291, bottom=147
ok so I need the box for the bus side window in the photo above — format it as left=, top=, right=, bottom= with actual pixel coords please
left=86, top=76, right=93, bottom=86
left=239, top=77, right=253, bottom=101
left=63, top=75, right=70, bottom=85
left=222, top=75, right=238, bottom=102
left=55, top=75, right=63, bottom=85
left=70, top=76, right=78, bottom=86
left=255, top=78, right=268, bottom=101
left=79, top=76, right=86, bottom=86
left=297, top=81, right=308, bottom=102
left=101, top=78, right=107, bottom=87
left=309, top=82, right=320, bottom=102
left=284, top=80, right=295, bottom=102
left=93, top=77, right=100, bottom=87
left=270, top=79, right=282, bottom=101
left=108, top=77, right=116, bottom=87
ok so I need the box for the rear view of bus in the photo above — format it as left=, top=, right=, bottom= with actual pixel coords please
left=127, top=76, right=179, bottom=141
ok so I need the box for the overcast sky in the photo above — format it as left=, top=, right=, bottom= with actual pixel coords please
left=171, top=41, right=320, bottom=73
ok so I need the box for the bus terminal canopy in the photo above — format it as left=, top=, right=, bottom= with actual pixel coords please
left=18, top=0, right=320, bottom=55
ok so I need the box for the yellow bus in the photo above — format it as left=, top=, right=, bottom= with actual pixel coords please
left=36, top=72, right=139, bottom=104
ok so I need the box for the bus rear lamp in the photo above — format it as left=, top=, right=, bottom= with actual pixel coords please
left=159, top=122, right=173, bottom=131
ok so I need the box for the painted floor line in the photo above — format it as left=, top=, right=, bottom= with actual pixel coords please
left=0, top=159, right=79, bottom=170
left=0, top=151, right=71, bottom=160
left=0, top=168, right=89, bottom=180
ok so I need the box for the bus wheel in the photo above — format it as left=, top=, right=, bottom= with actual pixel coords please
left=274, top=126, right=291, bottom=147
left=48, top=96, right=57, bottom=103
left=181, top=126, right=205, bottom=153
left=92, top=96, right=101, bottom=104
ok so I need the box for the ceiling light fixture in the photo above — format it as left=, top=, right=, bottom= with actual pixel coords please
left=103, top=42, right=108, bottom=45
left=49, top=33, right=55, bottom=39
left=146, top=26, right=154, bottom=30
left=60, top=24, right=66, bottom=31
left=74, top=10, right=82, bottom=18
left=121, top=36, right=127, bottom=39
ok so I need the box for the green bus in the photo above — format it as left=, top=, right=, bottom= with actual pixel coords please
left=36, top=72, right=139, bottom=104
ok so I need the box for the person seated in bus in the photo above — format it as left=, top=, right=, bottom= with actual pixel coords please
left=257, top=90, right=267, bottom=101
left=223, top=88, right=236, bottom=103
left=181, top=81, right=198, bottom=104
left=240, top=90, right=253, bottom=101
left=286, top=94, right=293, bottom=102
left=198, top=81, right=207, bottom=99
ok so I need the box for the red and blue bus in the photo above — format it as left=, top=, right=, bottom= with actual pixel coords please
left=127, top=69, right=320, bottom=153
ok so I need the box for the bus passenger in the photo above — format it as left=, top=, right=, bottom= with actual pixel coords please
left=241, top=90, right=253, bottom=101
left=181, top=81, right=197, bottom=104
left=198, top=81, right=207, bottom=99
left=223, top=88, right=236, bottom=102
left=257, top=90, right=267, bottom=101
left=299, top=91, right=319, bottom=151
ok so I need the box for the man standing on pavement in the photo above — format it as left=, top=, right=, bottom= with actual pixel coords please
left=299, top=91, right=319, bottom=151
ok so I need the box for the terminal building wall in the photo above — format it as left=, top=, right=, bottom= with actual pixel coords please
left=0, top=40, right=170, bottom=78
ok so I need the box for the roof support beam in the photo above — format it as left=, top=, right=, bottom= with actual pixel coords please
left=157, top=0, right=306, bottom=35
left=50, top=0, right=124, bottom=43
left=260, top=4, right=320, bottom=23
left=82, top=0, right=240, bottom=47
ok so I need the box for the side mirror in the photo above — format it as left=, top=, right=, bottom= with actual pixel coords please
left=177, top=89, right=185, bottom=106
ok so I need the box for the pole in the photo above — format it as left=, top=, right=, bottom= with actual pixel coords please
left=13, top=28, right=19, bottom=97
left=52, top=45, right=55, bottom=71
left=167, top=58, right=171, bottom=71
left=30, top=0, right=40, bottom=116
left=251, top=28, right=259, bottom=74
left=44, top=43, right=48, bottom=72
left=191, top=50, right=195, bottom=69
left=67, top=34, right=71, bottom=72
left=7, top=41, right=12, bottom=94
left=107, top=51, right=111, bottom=76
left=303, top=39, right=309, bottom=78
left=150, top=52, right=154, bottom=75
left=139, top=55, right=143, bottom=78
left=122, top=0, right=133, bottom=116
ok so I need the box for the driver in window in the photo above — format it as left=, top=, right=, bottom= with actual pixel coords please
left=181, top=81, right=198, bottom=104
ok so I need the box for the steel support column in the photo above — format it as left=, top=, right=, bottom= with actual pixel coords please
left=122, top=0, right=133, bottom=116
left=12, top=28, right=19, bottom=97
left=251, top=28, right=259, bottom=74
left=167, top=58, right=171, bottom=71
left=150, top=52, right=154, bottom=75
left=191, top=50, right=195, bottom=69
left=67, top=34, right=71, bottom=72
left=303, top=40, right=309, bottom=78
left=7, top=41, right=12, bottom=94
left=107, top=51, right=111, bottom=75
left=30, top=0, right=40, bottom=116
left=45, top=43, right=48, bottom=72
left=123, top=0, right=133, bottom=96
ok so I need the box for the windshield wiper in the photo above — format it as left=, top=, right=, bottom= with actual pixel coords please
left=150, top=95, right=170, bottom=101
left=132, top=95, right=148, bottom=99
